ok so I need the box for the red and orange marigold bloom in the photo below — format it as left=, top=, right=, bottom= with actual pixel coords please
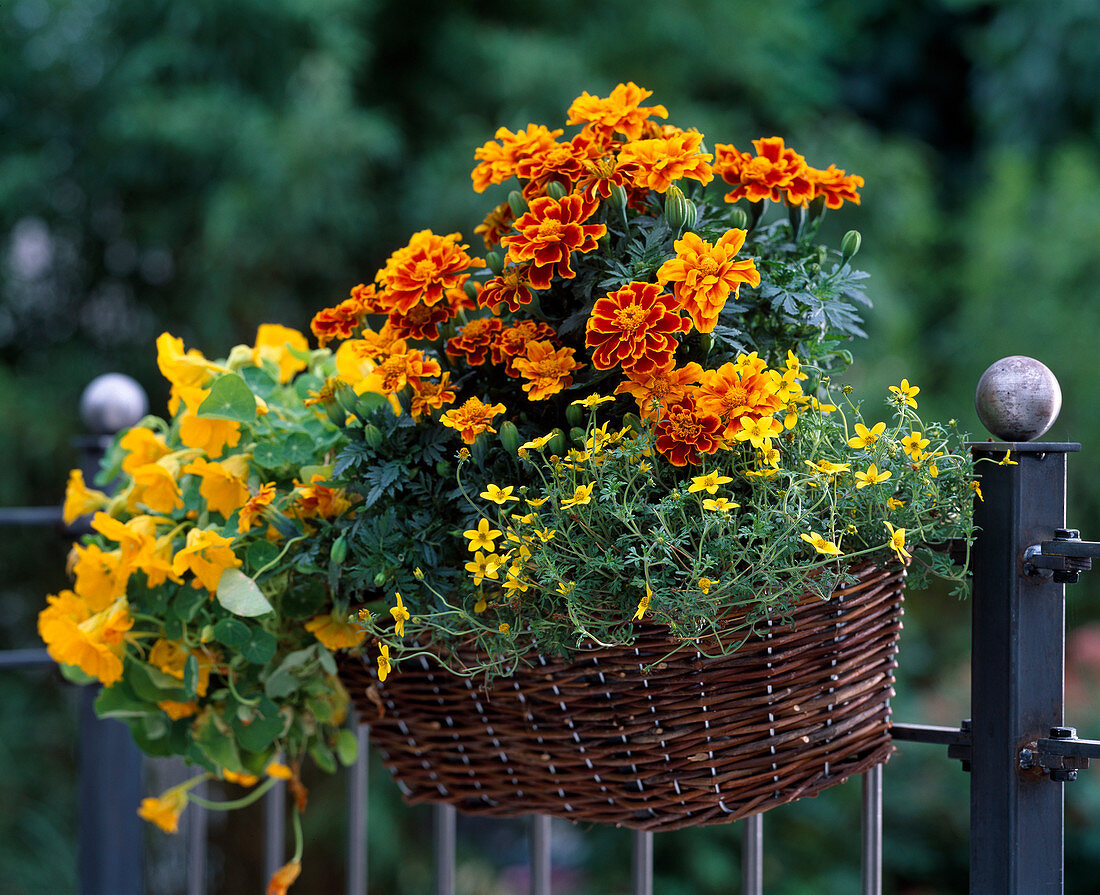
left=566, top=82, right=669, bottom=143
left=474, top=201, right=514, bottom=248
left=585, top=281, right=690, bottom=375
left=490, top=319, right=559, bottom=376
left=713, top=137, right=814, bottom=206
left=512, top=341, right=583, bottom=401
left=386, top=300, right=456, bottom=342
left=615, top=361, right=704, bottom=419
left=616, top=130, right=714, bottom=193
left=368, top=348, right=443, bottom=395
left=575, top=153, right=640, bottom=202
left=479, top=266, right=536, bottom=314
left=409, top=372, right=457, bottom=421
left=516, top=133, right=603, bottom=198
left=656, top=229, right=761, bottom=332
left=471, top=124, right=564, bottom=193
left=440, top=397, right=507, bottom=444
left=375, top=230, right=482, bottom=315
left=311, top=296, right=366, bottom=348
left=446, top=317, right=504, bottom=367
left=654, top=397, right=724, bottom=467
left=696, top=357, right=785, bottom=439
left=807, top=164, right=864, bottom=209
left=500, top=194, right=606, bottom=290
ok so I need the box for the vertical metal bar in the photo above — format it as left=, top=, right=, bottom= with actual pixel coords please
left=346, top=723, right=369, bottom=895
left=631, top=829, right=652, bottom=895
left=434, top=804, right=456, bottom=895
left=969, top=441, right=1073, bottom=893
left=741, top=814, right=763, bottom=895
left=860, top=765, right=882, bottom=895
left=264, top=779, right=286, bottom=882
left=187, top=781, right=208, bottom=895
left=77, top=687, right=144, bottom=895
left=529, top=815, right=551, bottom=895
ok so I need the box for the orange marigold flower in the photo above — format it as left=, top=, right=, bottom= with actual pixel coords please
left=696, top=357, right=785, bottom=439
left=239, top=483, right=278, bottom=533
left=386, top=300, right=456, bottom=342
left=440, top=397, right=506, bottom=444
left=500, top=194, right=606, bottom=290
left=512, top=341, right=583, bottom=401
left=446, top=317, right=504, bottom=366
left=575, top=152, right=639, bottom=202
left=491, top=320, right=559, bottom=377
left=656, top=230, right=761, bottom=332
left=474, top=201, right=515, bottom=248
left=353, top=324, right=407, bottom=361
left=653, top=397, right=724, bottom=467
left=585, top=281, right=690, bottom=375
left=471, top=124, right=564, bottom=193
left=615, top=362, right=704, bottom=419
left=807, top=164, right=864, bottom=209
left=409, top=372, right=457, bottom=421
left=479, top=266, right=536, bottom=314
left=566, top=82, right=669, bottom=143
left=350, top=282, right=387, bottom=313
left=713, top=137, right=814, bottom=206
left=375, top=230, right=482, bottom=315
left=365, top=348, right=443, bottom=395
left=293, top=475, right=352, bottom=520
left=616, top=130, right=713, bottom=193
left=516, top=133, right=603, bottom=199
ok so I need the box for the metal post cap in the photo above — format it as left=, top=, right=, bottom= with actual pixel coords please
left=79, top=373, right=149, bottom=434
left=974, top=356, right=1062, bottom=442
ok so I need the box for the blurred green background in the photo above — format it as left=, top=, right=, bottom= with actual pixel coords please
left=4, top=0, right=1100, bottom=892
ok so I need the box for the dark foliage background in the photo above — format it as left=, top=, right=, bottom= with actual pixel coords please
left=4, top=1, right=1100, bottom=892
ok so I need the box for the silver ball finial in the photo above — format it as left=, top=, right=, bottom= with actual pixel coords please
left=80, top=373, right=149, bottom=435
left=975, top=356, right=1061, bottom=441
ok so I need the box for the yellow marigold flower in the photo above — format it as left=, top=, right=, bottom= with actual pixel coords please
left=520, top=434, right=555, bottom=452
left=887, top=496, right=906, bottom=510
left=854, top=464, right=893, bottom=489
left=267, top=860, right=302, bottom=895
left=689, top=471, right=734, bottom=494
left=702, top=497, right=739, bottom=512
left=138, top=784, right=190, bottom=834
left=62, top=469, right=110, bottom=525
left=561, top=483, right=595, bottom=508
left=305, top=612, right=367, bottom=650
left=566, top=82, right=668, bottom=142
left=970, top=480, right=984, bottom=502
left=440, top=397, right=506, bottom=445
left=171, top=527, right=242, bottom=593
left=698, top=578, right=716, bottom=594
left=633, top=584, right=653, bottom=621
left=252, top=323, right=309, bottom=383
left=801, top=532, right=842, bottom=556
left=464, top=551, right=502, bottom=585
left=889, top=379, right=920, bottom=409
left=513, top=340, right=584, bottom=401
left=498, top=623, right=510, bottom=634
left=656, top=229, right=760, bottom=333
left=900, top=431, right=930, bottom=459
left=239, top=483, right=278, bottom=533
left=481, top=484, right=518, bottom=505
left=265, top=762, right=293, bottom=780
left=390, top=593, right=410, bottom=637
left=617, top=130, right=714, bottom=193
left=884, top=521, right=912, bottom=563
left=464, top=518, right=502, bottom=552
left=571, top=393, right=615, bottom=408
left=848, top=421, right=886, bottom=450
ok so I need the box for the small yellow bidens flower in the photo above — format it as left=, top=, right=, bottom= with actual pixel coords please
left=887, top=496, right=906, bottom=510
left=848, top=421, right=886, bottom=450
left=805, top=459, right=851, bottom=477
left=464, top=517, right=502, bottom=552
left=520, top=433, right=555, bottom=452
left=561, top=483, right=595, bottom=508
left=697, top=577, right=715, bottom=594
left=481, top=483, right=519, bottom=504
left=377, top=644, right=391, bottom=682
left=854, top=463, right=893, bottom=488
left=390, top=592, right=410, bottom=637
left=533, top=527, right=557, bottom=543
left=998, top=450, right=1018, bottom=466
left=688, top=471, right=734, bottom=494
left=883, top=521, right=912, bottom=563
left=970, top=480, right=984, bottom=502
left=702, top=497, right=739, bottom=512
left=527, top=496, right=549, bottom=507
left=498, top=623, right=510, bottom=634
left=571, top=393, right=615, bottom=407
left=800, top=532, right=842, bottom=556
left=555, top=581, right=574, bottom=596
left=900, top=431, right=930, bottom=459
left=634, top=584, right=652, bottom=621
left=464, top=551, right=502, bottom=585
left=889, top=379, right=920, bottom=408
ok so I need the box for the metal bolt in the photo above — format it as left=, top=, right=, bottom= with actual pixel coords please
left=1019, top=748, right=1035, bottom=770
left=1050, top=769, right=1078, bottom=783
left=974, top=356, right=1062, bottom=441
left=1055, top=529, right=1080, bottom=540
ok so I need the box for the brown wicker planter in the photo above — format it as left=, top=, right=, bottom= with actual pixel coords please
left=341, top=560, right=905, bottom=831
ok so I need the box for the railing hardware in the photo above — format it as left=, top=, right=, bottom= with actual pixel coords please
left=890, top=721, right=972, bottom=771
left=1022, top=528, right=1100, bottom=583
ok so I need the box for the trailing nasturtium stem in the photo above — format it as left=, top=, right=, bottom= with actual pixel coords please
left=188, top=775, right=279, bottom=811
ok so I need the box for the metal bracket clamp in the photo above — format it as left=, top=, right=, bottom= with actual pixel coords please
left=1018, top=727, right=1100, bottom=782
left=1022, top=528, right=1100, bottom=583
left=891, top=721, right=973, bottom=771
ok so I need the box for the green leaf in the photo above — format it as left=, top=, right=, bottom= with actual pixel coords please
left=240, top=364, right=278, bottom=399
left=183, top=654, right=200, bottom=698
left=197, top=374, right=257, bottom=422
left=335, top=729, right=359, bottom=766
left=299, top=464, right=333, bottom=483
left=264, top=668, right=300, bottom=699
left=213, top=617, right=251, bottom=648
left=294, top=373, right=325, bottom=401
left=242, top=629, right=278, bottom=665
left=230, top=697, right=284, bottom=753
left=58, top=663, right=96, bottom=686
left=253, top=443, right=286, bottom=470
left=246, top=539, right=281, bottom=573
left=95, top=681, right=152, bottom=720
left=309, top=739, right=337, bottom=774
left=194, top=712, right=246, bottom=774
left=217, top=568, right=274, bottom=617
left=283, top=432, right=317, bottom=466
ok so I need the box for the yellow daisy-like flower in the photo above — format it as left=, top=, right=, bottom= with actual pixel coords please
left=533, top=527, right=556, bottom=543
left=854, top=464, right=893, bottom=489
left=998, top=450, right=1018, bottom=466
left=464, top=517, right=502, bottom=552
left=561, top=483, right=595, bottom=508
left=688, top=471, right=734, bottom=494
left=702, top=497, right=739, bottom=512
left=697, top=577, right=716, bottom=594
left=633, top=584, right=653, bottom=621
left=800, top=532, right=842, bottom=556
left=900, top=431, right=930, bottom=459
left=735, top=415, right=783, bottom=450
left=970, top=480, right=984, bottom=502
left=883, top=521, right=912, bottom=563
left=887, top=496, right=906, bottom=510
left=555, top=581, right=574, bottom=596
left=889, top=379, right=920, bottom=408
left=377, top=644, right=391, bottom=682
left=519, top=434, right=555, bottom=452
left=527, top=496, right=549, bottom=507
left=570, top=393, right=615, bottom=407
left=847, top=421, right=886, bottom=450
left=464, top=551, right=502, bottom=585
left=390, top=592, right=410, bottom=637
left=805, top=459, right=851, bottom=478
left=498, top=623, right=511, bottom=634
left=481, top=484, right=519, bottom=505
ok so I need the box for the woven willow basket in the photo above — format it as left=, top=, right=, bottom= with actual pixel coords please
left=341, top=560, right=905, bottom=831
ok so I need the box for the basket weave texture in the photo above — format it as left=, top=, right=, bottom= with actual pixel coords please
left=341, top=561, right=905, bottom=831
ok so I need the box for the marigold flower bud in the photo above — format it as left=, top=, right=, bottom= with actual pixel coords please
left=362, top=424, right=384, bottom=450
left=499, top=421, right=520, bottom=456
left=548, top=428, right=566, bottom=456
left=508, top=190, right=527, bottom=219
left=569, top=426, right=586, bottom=446
left=663, top=185, right=695, bottom=234
left=841, top=229, right=862, bottom=263
left=330, top=535, right=348, bottom=566
left=544, top=181, right=568, bottom=201
left=728, top=207, right=748, bottom=230
left=606, top=184, right=628, bottom=215
left=373, top=571, right=387, bottom=587
left=622, top=412, right=643, bottom=433
left=566, top=402, right=585, bottom=429
left=485, top=250, right=504, bottom=276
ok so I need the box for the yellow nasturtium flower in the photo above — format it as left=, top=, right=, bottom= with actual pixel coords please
left=183, top=456, right=251, bottom=518
left=138, top=782, right=192, bottom=834
left=252, top=323, right=309, bottom=383
left=171, top=528, right=242, bottom=593
left=306, top=612, right=367, bottom=650
left=62, top=469, right=110, bottom=525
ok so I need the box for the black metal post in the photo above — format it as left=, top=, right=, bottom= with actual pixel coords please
left=969, top=440, right=1078, bottom=894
